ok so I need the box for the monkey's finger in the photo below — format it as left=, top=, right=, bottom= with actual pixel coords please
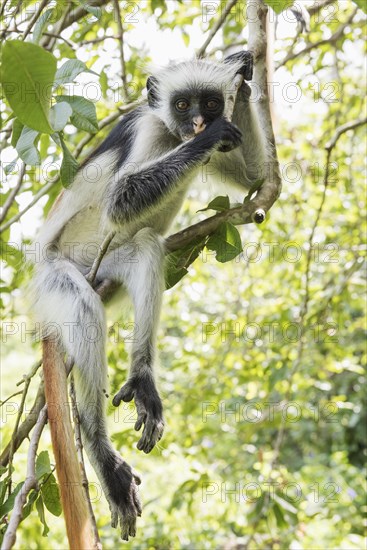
left=111, top=509, right=118, bottom=529
left=132, top=469, right=142, bottom=485
left=113, top=384, right=134, bottom=406
left=134, top=409, right=147, bottom=431
left=137, top=420, right=158, bottom=453
left=119, top=511, right=136, bottom=541
left=137, top=429, right=153, bottom=453
left=133, top=489, right=143, bottom=516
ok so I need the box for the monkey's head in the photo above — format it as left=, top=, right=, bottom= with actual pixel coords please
left=146, top=59, right=244, bottom=142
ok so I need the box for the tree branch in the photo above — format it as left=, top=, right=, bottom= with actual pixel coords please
left=197, top=0, right=239, bottom=58
left=70, top=375, right=102, bottom=550
left=113, top=0, right=128, bottom=100
left=325, top=117, right=367, bottom=151
left=40, top=0, right=110, bottom=48
left=21, top=0, right=49, bottom=41
left=42, top=339, right=95, bottom=548
left=0, top=175, right=59, bottom=234
left=276, top=8, right=358, bottom=69
left=0, top=162, right=25, bottom=224
left=1, top=405, right=47, bottom=550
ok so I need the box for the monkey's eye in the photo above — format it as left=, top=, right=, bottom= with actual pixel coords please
left=175, top=100, right=190, bottom=112
left=206, top=99, right=219, bottom=110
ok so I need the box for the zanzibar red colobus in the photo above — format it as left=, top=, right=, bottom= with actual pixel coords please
left=30, top=51, right=268, bottom=539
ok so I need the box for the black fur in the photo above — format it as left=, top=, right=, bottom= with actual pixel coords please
left=108, top=117, right=242, bottom=223
left=224, top=50, right=253, bottom=80
left=83, top=109, right=141, bottom=169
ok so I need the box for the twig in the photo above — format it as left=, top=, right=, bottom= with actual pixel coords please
left=0, top=391, right=23, bottom=407
left=21, top=0, right=49, bottom=41
left=0, top=175, right=59, bottom=234
left=80, top=35, right=122, bottom=46
left=6, top=361, right=43, bottom=494
left=113, top=0, right=128, bottom=100
left=197, top=0, right=239, bottom=58
left=1, top=405, right=48, bottom=550
left=16, top=360, right=42, bottom=386
left=44, top=7, right=70, bottom=51
left=70, top=375, right=102, bottom=550
left=0, top=162, right=26, bottom=224
left=0, top=0, right=10, bottom=19
left=40, top=0, right=110, bottom=48
left=85, top=231, right=116, bottom=284
left=262, top=103, right=366, bottom=480
left=325, top=117, right=367, bottom=151
left=0, top=360, right=73, bottom=468
left=276, top=8, right=358, bottom=69
left=75, top=99, right=144, bottom=158
left=1, top=382, right=45, bottom=468
left=42, top=32, right=76, bottom=49
left=308, top=0, right=336, bottom=18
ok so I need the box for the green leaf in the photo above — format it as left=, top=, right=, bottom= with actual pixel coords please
left=198, top=195, right=230, bottom=213
left=11, top=119, right=24, bottom=147
left=55, top=95, right=98, bottom=133
left=0, top=482, right=23, bottom=515
left=16, top=127, right=40, bottom=165
left=81, top=2, right=102, bottom=18
left=99, top=70, right=108, bottom=98
left=36, top=451, right=51, bottom=479
left=182, top=31, right=190, bottom=47
left=54, top=59, right=96, bottom=87
left=150, top=0, right=167, bottom=11
left=59, top=133, right=79, bottom=186
left=31, top=9, right=54, bottom=44
left=273, top=493, right=298, bottom=515
left=273, top=502, right=288, bottom=528
left=36, top=496, right=50, bottom=536
left=165, top=237, right=206, bottom=289
left=0, top=242, right=23, bottom=267
left=4, top=158, right=19, bottom=175
left=42, top=474, right=62, bottom=516
left=0, top=41, right=56, bottom=134
left=353, top=0, right=367, bottom=12
left=22, top=490, right=38, bottom=519
left=206, top=222, right=242, bottom=263
left=50, top=102, right=72, bottom=131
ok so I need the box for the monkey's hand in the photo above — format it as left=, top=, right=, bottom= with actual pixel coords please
left=224, top=50, right=253, bottom=80
left=113, top=375, right=164, bottom=453
left=208, top=117, right=242, bottom=153
left=109, top=461, right=142, bottom=540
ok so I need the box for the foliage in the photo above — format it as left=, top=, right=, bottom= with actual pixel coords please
left=0, top=1, right=366, bottom=549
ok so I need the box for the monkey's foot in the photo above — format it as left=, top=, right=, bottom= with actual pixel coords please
left=108, top=464, right=142, bottom=541
left=113, top=375, right=165, bottom=453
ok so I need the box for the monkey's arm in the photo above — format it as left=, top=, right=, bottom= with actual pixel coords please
left=107, top=117, right=242, bottom=224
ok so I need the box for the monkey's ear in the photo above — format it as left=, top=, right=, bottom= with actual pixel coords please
left=146, top=76, right=159, bottom=107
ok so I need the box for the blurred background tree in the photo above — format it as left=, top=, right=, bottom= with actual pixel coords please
left=0, top=0, right=366, bottom=548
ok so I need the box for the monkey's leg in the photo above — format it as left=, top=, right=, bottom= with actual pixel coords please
left=96, top=228, right=165, bottom=453
left=32, top=259, right=141, bottom=540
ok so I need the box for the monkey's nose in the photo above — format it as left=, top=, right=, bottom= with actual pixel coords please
left=193, top=116, right=206, bottom=134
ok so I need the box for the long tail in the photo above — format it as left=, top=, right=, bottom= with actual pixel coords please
left=31, top=259, right=141, bottom=540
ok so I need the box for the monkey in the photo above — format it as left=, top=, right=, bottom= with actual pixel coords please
left=30, top=51, right=268, bottom=540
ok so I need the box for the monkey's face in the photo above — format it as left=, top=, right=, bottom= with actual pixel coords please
left=169, top=89, right=225, bottom=141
